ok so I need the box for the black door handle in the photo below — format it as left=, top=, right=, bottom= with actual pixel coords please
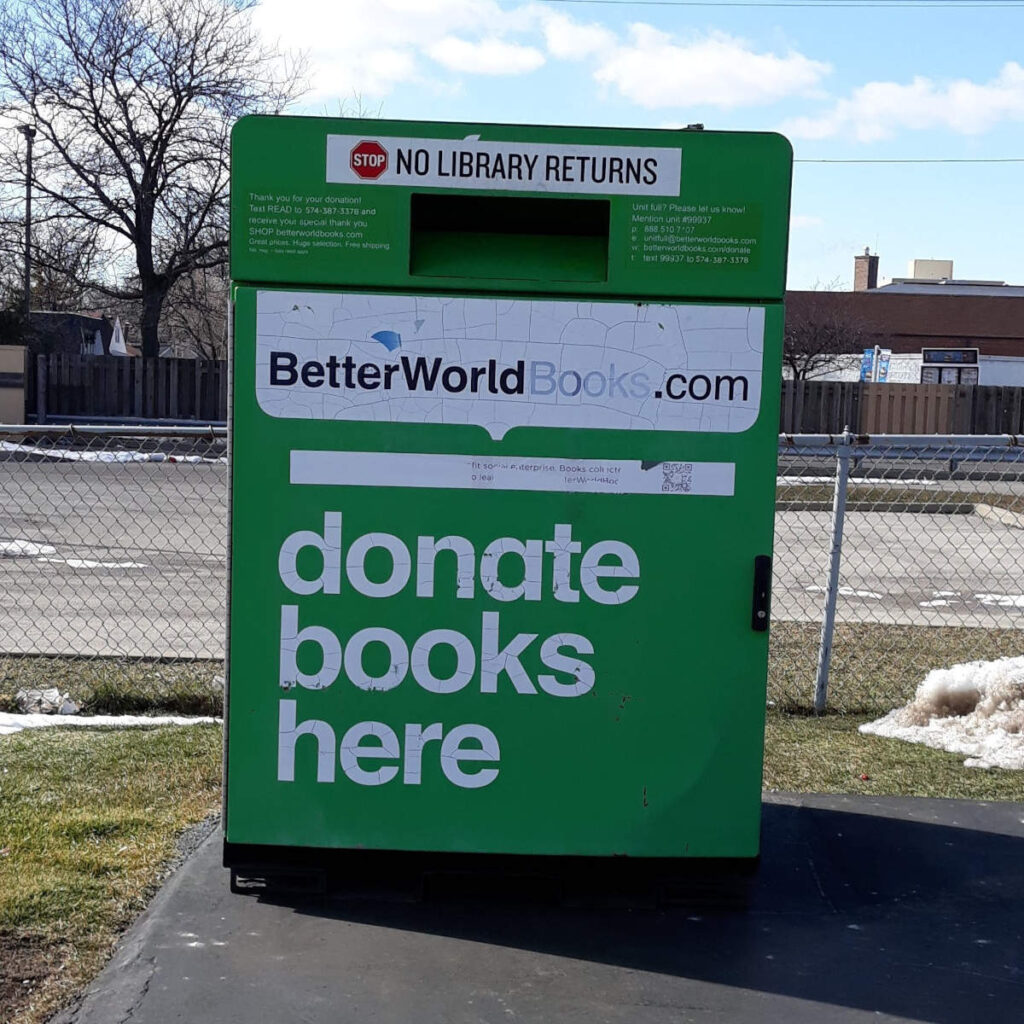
left=752, top=555, right=771, bottom=632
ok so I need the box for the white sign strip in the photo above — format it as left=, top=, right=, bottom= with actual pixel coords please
left=290, top=451, right=735, bottom=497
left=327, top=134, right=682, bottom=197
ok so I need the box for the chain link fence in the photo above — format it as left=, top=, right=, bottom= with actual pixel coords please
left=1, top=426, right=1022, bottom=716
left=773, top=434, right=1024, bottom=714
left=0, top=426, right=226, bottom=715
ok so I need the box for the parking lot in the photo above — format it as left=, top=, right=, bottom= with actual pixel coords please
left=2, top=460, right=1023, bottom=657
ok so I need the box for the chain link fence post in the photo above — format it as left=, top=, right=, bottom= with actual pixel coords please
left=813, top=429, right=853, bottom=713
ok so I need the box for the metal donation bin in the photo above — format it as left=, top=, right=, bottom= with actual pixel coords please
left=224, top=116, right=792, bottom=880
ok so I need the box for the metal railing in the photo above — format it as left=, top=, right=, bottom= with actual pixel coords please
left=2, top=426, right=1022, bottom=715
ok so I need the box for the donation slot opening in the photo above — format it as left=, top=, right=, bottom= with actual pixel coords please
left=410, top=193, right=610, bottom=283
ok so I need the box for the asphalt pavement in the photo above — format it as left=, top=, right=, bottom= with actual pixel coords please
left=2, top=462, right=1023, bottom=656
left=53, top=793, right=1024, bottom=1024
left=0, top=461, right=225, bottom=658
left=771, top=507, right=1024, bottom=627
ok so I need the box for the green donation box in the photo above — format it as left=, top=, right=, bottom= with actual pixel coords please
left=224, top=116, right=791, bottom=871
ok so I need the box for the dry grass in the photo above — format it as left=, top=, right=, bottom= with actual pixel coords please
left=5, top=623, right=1021, bottom=722
left=769, top=621, right=1024, bottom=714
left=0, top=725, right=221, bottom=1024
left=764, top=709, right=1024, bottom=801
left=0, top=657, right=223, bottom=716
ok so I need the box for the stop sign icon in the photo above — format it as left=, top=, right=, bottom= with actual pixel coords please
left=350, top=140, right=388, bottom=179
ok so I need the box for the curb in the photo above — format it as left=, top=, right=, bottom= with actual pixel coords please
left=974, top=502, right=1024, bottom=531
left=777, top=502, right=975, bottom=514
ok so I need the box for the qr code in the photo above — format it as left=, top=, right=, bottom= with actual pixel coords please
left=661, top=462, right=693, bottom=493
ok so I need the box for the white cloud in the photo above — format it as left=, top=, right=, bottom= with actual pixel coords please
left=250, top=1, right=830, bottom=114
left=252, top=0, right=520, bottom=99
left=790, top=214, right=824, bottom=230
left=333, top=48, right=419, bottom=99
left=536, top=10, right=616, bottom=61
left=428, top=36, right=545, bottom=75
left=783, top=62, right=1024, bottom=141
left=594, top=25, right=830, bottom=110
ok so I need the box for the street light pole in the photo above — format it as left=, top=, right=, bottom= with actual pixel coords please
left=18, top=125, right=36, bottom=318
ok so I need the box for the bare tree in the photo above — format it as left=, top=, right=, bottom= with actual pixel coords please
left=34, top=221, right=103, bottom=311
left=784, top=284, right=869, bottom=381
left=0, top=219, right=20, bottom=307
left=0, top=0, right=305, bottom=355
left=0, top=212, right=100, bottom=313
left=325, top=93, right=385, bottom=119
left=0, top=220, right=34, bottom=342
left=163, top=265, right=229, bottom=359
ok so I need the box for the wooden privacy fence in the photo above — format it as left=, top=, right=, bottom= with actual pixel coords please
left=17, top=354, right=1024, bottom=432
left=29, top=354, right=228, bottom=422
left=780, top=381, right=1024, bottom=435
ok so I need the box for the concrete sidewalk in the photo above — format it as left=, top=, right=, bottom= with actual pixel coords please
left=54, top=793, right=1024, bottom=1024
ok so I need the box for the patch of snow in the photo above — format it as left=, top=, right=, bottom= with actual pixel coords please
left=15, top=688, right=79, bottom=715
left=777, top=477, right=941, bottom=487
left=860, top=656, right=1024, bottom=770
left=0, top=713, right=220, bottom=737
left=0, top=440, right=225, bottom=464
left=4, top=539, right=147, bottom=571
left=777, top=476, right=835, bottom=485
left=1, top=539, right=57, bottom=557
left=38, top=557, right=148, bottom=570
left=805, top=585, right=883, bottom=600
left=852, top=478, right=938, bottom=486
left=974, top=593, right=1024, bottom=609
left=919, top=600, right=951, bottom=608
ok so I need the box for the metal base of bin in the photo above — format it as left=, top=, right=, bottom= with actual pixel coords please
left=224, top=840, right=758, bottom=909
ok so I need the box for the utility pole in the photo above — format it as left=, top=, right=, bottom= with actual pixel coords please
left=18, top=124, right=36, bottom=318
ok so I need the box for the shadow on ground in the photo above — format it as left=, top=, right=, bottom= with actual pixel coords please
left=265, top=797, right=1024, bottom=1023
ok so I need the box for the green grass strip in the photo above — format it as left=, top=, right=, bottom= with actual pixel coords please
left=0, top=725, right=221, bottom=1024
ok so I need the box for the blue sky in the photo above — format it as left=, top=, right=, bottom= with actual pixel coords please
left=253, top=0, right=1024, bottom=289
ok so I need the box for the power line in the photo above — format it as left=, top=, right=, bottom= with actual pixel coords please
left=541, top=1, right=1024, bottom=8
left=796, top=157, right=1024, bottom=163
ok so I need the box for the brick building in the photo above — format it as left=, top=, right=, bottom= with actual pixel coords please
left=786, top=253, right=1024, bottom=384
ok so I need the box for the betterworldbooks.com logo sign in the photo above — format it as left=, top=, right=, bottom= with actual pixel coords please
left=270, top=349, right=749, bottom=404
left=255, top=291, right=764, bottom=440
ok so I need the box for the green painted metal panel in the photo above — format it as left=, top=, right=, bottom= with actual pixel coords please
left=225, top=116, right=791, bottom=859
left=231, top=116, right=791, bottom=302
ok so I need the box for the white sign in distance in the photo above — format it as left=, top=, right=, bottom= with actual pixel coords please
left=256, top=291, right=765, bottom=439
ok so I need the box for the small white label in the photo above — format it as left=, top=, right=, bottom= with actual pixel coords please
left=290, top=451, right=735, bottom=497
left=327, top=134, right=682, bottom=197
